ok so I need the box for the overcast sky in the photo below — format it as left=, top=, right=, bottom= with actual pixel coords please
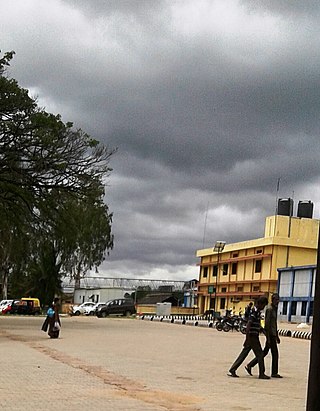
left=2, top=0, right=320, bottom=281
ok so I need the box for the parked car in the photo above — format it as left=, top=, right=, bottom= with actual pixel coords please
left=96, top=298, right=136, bottom=318
left=85, top=302, right=107, bottom=316
left=1, top=300, right=17, bottom=314
left=0, top=299, right=13, bottom=313
left=71, top=302, right=96, bottom=316
left=10, top=298, right=41, bottom=315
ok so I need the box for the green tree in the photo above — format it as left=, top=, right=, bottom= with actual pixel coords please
left=58, top=185, right=114, bottom=288
left=0, top=51, right=115, bottom=299
left=1, top=51, right=114, bottom=215
left=0, top=217, right=30, bottom=299
left=10, top=239, right=62, bottom=306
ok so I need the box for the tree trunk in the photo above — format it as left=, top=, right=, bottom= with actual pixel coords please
left=74, top=268, right=81, bottom=290
left=1, top=271, right=8, bottom=299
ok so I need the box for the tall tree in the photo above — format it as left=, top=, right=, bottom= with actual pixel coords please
left=21, top=183, right=114, bottom=300
left=57, top=184, right=114, bottom=288
left=10, top=239, right=62, bottom=306
left=1, top=51, right=114, bottom=213
left=0, top=51, right=115, bottom=299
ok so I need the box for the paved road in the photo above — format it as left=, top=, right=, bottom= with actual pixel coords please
left=0, top=316, right=310, bottom=410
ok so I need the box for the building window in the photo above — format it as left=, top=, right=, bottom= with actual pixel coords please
left=291, top=301, right=297, bottom=316
left=212, top=265, right=218, bottom=276
left=223, top=264, right=228, bottom=275
left=220, top=298, right=226, bottom=310
left=301, top=301, right=307, bottom=316
left=203, top=267, right=208, bottom=278
left=310, top=301, right=314, bottom=316
left=221, top=287, right=227, bottom=293
left=256, top=249, right=263, bottom=254
left=255, top=260, right=262, bottom=273
left=232, top=253, right=238, bottom=258
left=253, top=286, right=260, bottom=292
left=231, top=262, right=237, bottom=275
left=282, top=301, right=288, bottom=315
left=237, top=286, right=243, bottom=292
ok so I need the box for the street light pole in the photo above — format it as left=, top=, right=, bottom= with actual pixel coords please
left=213, top=252, right=219, bottom=315
left=213, top=241, right=226, bottom=317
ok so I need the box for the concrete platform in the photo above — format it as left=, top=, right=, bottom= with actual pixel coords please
left=0, top=316, right=311, bottom=410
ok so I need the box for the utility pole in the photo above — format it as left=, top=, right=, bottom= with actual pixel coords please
left=306, top=224, right=320, bottom=409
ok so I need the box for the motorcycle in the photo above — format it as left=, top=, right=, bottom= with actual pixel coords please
left=214, top=316, right=223, bottom=331
left=215, top=313, right=240, bottom=332
left=222, top=315, right=241, bottom=332
left=238, top=316, right=247, bottom=334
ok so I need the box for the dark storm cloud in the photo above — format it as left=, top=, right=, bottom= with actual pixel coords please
left=2, top=0, right=320, bottom=279
left=63, top=0, right=166, bottom=18
left=241, top=0, right=320, bottom=18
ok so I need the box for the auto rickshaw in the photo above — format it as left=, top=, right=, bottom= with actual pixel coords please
left=10, top=298, right=41, bottom=315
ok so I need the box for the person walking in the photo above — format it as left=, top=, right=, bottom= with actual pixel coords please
left=245, top=293, right=282, bottom=378
left=244, top=302, right=253, bottom=319
left=41, top=304, right=54, bottom=334
left=227, top=296, right=269, bottom=379
left=42, top=297, right=61, bottom=338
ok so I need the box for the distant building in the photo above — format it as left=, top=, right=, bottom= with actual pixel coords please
left=183, top=279, right=198, bottom=308
left=138, top=293, right=180, bottom=306
left=74, top=287, right=134, bottom=304
left=196, top=201, right=319, bottom=315
left=72, top=277, right=188, bottom=306
left=277, top=264, right=316, bottom=323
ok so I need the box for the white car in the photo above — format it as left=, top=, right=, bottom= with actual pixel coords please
left=0, top=300, right=13, bottom=313
left=85, top=302, right=107, bottom=316
left=71, top=302, right=95, bottom=316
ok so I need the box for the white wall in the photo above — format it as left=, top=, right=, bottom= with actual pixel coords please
left=293, top=270, right=310, bottom=297
left=279, top=271, right=292, bottom=297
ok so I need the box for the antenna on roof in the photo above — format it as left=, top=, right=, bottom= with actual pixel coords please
left=202, top=201, right=209, bottom=248
left=275, top=177, right=281, bottom=214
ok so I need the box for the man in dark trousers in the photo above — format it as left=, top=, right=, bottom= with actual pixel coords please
left=227, top=296, right=270, bottom=379
left=245, top=293, right=282, bottom=378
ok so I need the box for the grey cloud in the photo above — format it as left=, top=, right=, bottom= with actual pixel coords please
left=62, top=0, right=167, bottom=19
left=3, top=0, right=320, bottom=279
left=240, top=0, right=320, bottom=18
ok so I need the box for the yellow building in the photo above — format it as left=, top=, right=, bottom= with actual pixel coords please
left=196, top=214, right=319, bottom=315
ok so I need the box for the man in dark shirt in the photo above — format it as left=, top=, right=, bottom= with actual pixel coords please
left=227, top=296, right=270, bottom=379
left=244, top=302, right=253, bottom=319
left=245, top=293, right=282, bottom=378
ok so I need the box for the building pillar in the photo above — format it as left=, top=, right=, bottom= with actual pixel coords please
left=306, top=229, right=320, bottom=410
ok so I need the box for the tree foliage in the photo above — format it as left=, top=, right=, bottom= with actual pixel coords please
left=0, top=51, right=115, bottom=301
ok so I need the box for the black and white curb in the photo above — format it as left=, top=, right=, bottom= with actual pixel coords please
left=197, top=320, right=214, bottom=328
left=291, top=330, right=312, bottom=340
left=278, top=329, right=292, bottom=337
left=185, top=319, right=198, bottom=326
left=136, top=317, right=312, bottom=340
